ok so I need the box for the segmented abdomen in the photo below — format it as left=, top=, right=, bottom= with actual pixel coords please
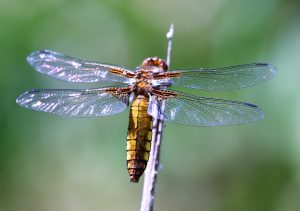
left=126, top=95, right=152, bottom=183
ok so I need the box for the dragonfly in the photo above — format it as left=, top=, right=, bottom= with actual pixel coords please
left=16, top=50, right=277, bottom=182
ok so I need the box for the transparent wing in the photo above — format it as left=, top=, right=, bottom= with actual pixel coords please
left=149, top=92, right=264, bottom=126
left=16, top=88, right=130, bottom=117
left=166, top=63, right=277, bottom=90
left=27, top=50, right=134, bottom=83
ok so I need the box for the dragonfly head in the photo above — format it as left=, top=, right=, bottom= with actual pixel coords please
left=141, top=57, right=168, bottom=71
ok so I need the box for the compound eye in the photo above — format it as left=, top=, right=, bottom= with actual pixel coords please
left=160, top=61, right=168, bottom=71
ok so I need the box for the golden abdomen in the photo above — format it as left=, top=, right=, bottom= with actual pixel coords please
left=127, top=95, right=152, bottom=183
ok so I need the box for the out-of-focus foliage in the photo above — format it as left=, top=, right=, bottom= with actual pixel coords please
left=1, top=0, right=300, bottom=210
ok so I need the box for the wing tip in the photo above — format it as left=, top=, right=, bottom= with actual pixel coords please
left=27, top=49, right=56, bottom=65
left=16, top=91, right=29, bottom=106
left=255, top=62, right=278, bottom=76
left=16, top=89, right=40, bottom=105
left=267, top=63, right=278, bottom=76
left=243, top=102, right=265, bottom=122
left=16, top=94, right=22, bottom=105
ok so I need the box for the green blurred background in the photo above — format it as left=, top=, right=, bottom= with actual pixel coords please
left=1, top=0, right=300, bottom=210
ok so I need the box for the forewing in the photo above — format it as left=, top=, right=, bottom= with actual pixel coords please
left=27, top=50, right=134, bottom=83
left=16, top=88, right=130, bottom=117
left=149, top=91, right=264, bottom=126
left=166, top=63, right=277, bottom=90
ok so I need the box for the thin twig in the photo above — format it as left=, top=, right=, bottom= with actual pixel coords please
left=140, top=23, right=175, bottom=211
left=166, top=23, right=174, bottom=67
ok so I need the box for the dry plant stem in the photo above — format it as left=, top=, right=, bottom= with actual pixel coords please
left=140, top=23, right=174, bottom=211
